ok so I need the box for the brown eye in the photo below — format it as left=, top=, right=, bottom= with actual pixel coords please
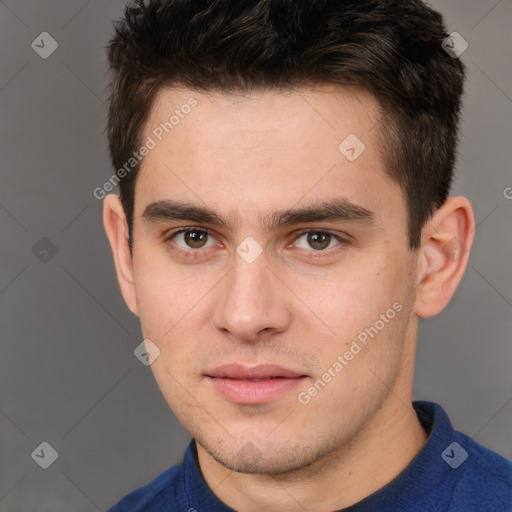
left=293, top=230, right=345, bottom=253
left=306, top=232, right=331, bottom=250
left=183, top=229, right=208, bottom=248
left=171, top=229, right=213, bottom=249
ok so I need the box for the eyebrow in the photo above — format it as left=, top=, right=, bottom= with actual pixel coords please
left=141, top=198, right=375, bottom=231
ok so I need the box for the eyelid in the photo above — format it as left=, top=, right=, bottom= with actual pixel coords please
left=164, top=227, right=349, bottom=241
left=289, top=229, right=350, bottom=251
left=165, top=227, right=220, bottom=248
left=164, top=226, right=218, bottom=240
left=163, top=227, right=350, bottom=256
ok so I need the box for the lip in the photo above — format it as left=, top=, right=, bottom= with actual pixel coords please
left=206, top=364, right=308, bottom=404
left=207, top=363, right=305, bottom=380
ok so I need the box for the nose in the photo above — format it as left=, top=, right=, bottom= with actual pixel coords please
left=211, top=252, right=292, bottom=342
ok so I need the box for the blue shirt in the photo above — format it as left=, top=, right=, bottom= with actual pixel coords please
left=107, top=401, right=512, bottom=511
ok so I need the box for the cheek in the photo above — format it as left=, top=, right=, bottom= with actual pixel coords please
left=132, top=261, right=222, bottom=384
left=132, top=246, right=212, bottom=335
left=291, top=258, right=402, bottom=335
left=292, top=254, right=413, bottom=382
left=133, top=275, right=173, bottom=340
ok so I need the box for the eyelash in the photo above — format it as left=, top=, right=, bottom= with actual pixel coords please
left=164, top=227, right=349, bottom=259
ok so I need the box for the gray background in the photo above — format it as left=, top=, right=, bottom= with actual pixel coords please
left=1, top=0, right=511, bottom=510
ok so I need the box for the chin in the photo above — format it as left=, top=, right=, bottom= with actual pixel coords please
left=197, top=435, right=325, bottom=475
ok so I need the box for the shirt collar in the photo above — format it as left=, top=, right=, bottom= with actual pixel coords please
left=181, top=401, right=455, bottom=511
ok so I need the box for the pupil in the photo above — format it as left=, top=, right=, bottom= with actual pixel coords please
left=185, top=230, right=207, bottom=248
left=308, top=232, right=330, bottom=250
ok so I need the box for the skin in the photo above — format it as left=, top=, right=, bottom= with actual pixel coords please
left=103, top=84, right=475, bottom=511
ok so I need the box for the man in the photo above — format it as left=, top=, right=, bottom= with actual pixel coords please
left=103, top=0, right=512, bottom=510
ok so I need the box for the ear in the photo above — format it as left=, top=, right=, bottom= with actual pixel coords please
left=414, top=196, right=475, bottom=318
left=103, top=194, right=139, bottom=316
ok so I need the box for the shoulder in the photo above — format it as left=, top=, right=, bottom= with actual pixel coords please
left=106, top=462, right=187, bottom=511
left=105, top=439, right=233, bottom=512
left=411, top=401, right=512, bottom=511
left=447, top=430, right=512, bottom=511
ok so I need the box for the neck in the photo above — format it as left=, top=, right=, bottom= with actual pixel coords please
left=198, top=320, right=427, bottom=511
left=197, top=392, right=427, bottom=512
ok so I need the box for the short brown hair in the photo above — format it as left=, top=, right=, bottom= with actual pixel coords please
left=107, top=0, right=465, bottom=249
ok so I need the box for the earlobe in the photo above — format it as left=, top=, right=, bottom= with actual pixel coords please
left=414, top=197, right=475, bottom=318
left=102, top=194, right=139, bottom=316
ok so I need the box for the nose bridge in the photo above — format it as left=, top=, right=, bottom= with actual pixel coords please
left=212, top=250, right=290, bottom=339
left=227, top=252, right=272, bottom=313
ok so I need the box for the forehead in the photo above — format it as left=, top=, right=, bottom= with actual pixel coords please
left=146, top=83, right=380, bottom=146
left=135, top=84, right=405, bottom=231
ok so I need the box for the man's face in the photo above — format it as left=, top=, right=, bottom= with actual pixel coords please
left=129, top=84, right=420, bottom=474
